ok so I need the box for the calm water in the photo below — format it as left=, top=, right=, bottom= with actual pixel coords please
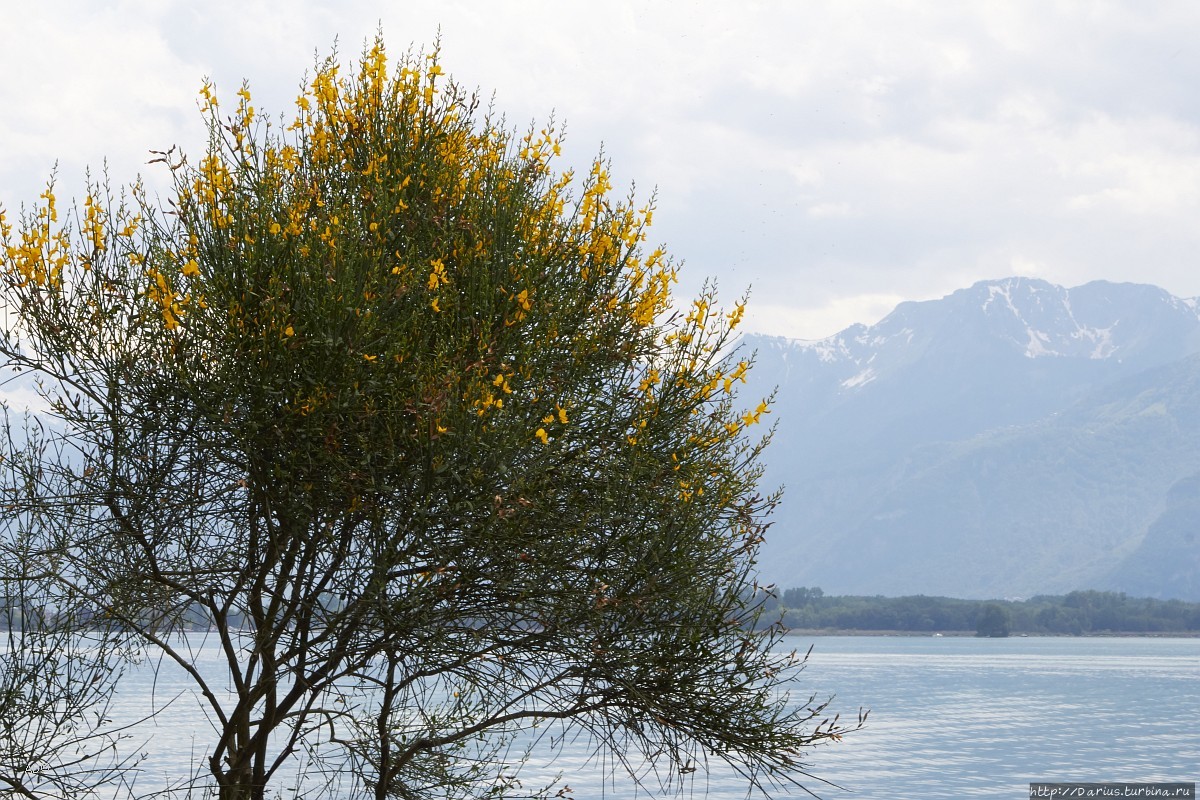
left=796, top=636, right=1200, bottom=799
left=96, top=635, right=1200, bottom=798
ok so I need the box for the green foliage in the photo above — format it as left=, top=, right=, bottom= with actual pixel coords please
left=0, top=37, right=857, bottom=800
left=974, top=603, right=1010, bottom=638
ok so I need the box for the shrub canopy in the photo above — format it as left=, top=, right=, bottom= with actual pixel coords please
left=0, top=37, right=856, bottom=800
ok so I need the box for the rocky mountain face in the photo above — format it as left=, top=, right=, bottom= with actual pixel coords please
left=745, top=277, right=1200, bottom=600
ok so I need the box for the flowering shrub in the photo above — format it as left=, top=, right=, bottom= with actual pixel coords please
left=0, top=36, right=856, bottom=800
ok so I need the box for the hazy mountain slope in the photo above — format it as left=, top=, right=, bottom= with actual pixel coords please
left=1102, top=473, right=1200, bottom=600
left=744, top=278, right=1200, bottom=600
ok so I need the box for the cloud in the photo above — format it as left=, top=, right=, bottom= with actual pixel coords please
left=806, top=201, right=855, bottom=219
left=0, top=2, right=204, bottom=205
left=5, top=1, right=1200, bottom=336
left=0, top=381, right=50, bottom=416
left=745, top=293, right=911, bottom=341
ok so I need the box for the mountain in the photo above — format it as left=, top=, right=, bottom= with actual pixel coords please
left=744, top=277, right=1200, bottom=600
left=1102, top=471, right=1200, bottom=600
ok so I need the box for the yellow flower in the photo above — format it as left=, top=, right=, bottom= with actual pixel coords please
left=431, top=298, right=441, bottom=312
left=363, top=353, right=377, bottom=362
left=727, top=301, right=747, bottom=328
left=741, top=401, right=769, bottom=427
left=181, top=259, right=201, bottom=278
left=535, top=428, right=549, bottom=445
left=284, top=325, right=295, bottom=337
left=269, top=222, right=282, bottom=236
left=427, top=258, right=448, bottom=290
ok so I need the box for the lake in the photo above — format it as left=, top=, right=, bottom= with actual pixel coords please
left=788, top=635, right=1200, bottom=799
left=83, top=635, right=1200, bottom=798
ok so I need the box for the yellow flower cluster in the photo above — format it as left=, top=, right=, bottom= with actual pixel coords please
left=198, top=78, right=218, bottom=113
left=3, top=188, right=71, bottom=289
left=190, top=155, right=235, bottom=229
left=474, top=372, right=513, bottom=418
left=537, top=402, right=570, bottom=443
left=551, top=404, right=568, bottom=424
left=677, top=478, right=703, bottom=503
left=82, top=194, right=106, bottom=257
left=741, top=400, right=769, bottom=427
left=144, top=267, right=186, bottom=330
left=427, top=258, right=449, bottom=291
left=637, top=368, right=661, bottom=397
left=518, top=126, right=562, bottom=165
left=232, top=85, right=255, bottom=150
left=626, top=246, right=677, bottom=328
left=157, top=35, right=761, bottom=477
left=726, top=300, right=746, bottom=329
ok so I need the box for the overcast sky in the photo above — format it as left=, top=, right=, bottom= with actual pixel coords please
left=4, top=1, right=1200, bottom=339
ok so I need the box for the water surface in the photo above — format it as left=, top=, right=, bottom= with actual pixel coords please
left=96, top=635, right=1200, bottom=798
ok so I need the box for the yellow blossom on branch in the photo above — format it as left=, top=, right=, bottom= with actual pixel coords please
left=427, top=258, right=449, bottom=291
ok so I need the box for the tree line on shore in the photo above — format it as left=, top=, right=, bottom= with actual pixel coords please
left=770, top=587, right=1200, bottom=635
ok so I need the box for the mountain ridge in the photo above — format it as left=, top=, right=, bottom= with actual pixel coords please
left=746, top=277, right=1200, bottom=600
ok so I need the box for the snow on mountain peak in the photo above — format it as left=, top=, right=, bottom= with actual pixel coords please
left=982, top=282, right=1019, bottom=316
left=964, top=278, right=1182, bottom=360
left=751, top=279, right=1200, bottom=394
left=840, top=366, right=878, bottom=389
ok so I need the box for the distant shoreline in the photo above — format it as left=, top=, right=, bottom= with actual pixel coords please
left=784, top=628, right=1200, bottom=638
left=772, top=589, right=1200, bottom=636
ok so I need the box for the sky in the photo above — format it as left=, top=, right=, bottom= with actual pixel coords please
left=4, top=1, right=1200, bottom=340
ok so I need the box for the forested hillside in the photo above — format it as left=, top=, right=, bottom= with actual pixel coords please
left=772, top=588, right=1200, bottom=635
